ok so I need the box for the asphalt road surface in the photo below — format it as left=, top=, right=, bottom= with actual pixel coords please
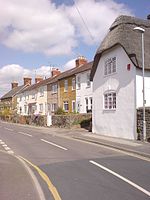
left=0, top=121, right=150, bottom=200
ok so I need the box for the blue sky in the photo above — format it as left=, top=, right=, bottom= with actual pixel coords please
left=0, top=0, right=149, bottom=96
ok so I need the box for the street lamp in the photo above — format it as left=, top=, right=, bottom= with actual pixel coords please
left=133, top=26, right=146, bottom=140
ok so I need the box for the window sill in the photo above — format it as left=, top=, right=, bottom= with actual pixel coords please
left=104, top=72, right=117, bottom=78
left=103, top=109, right=116, bottom=112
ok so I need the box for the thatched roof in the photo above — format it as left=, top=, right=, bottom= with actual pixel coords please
left=91, top=15, right=150, bottom=80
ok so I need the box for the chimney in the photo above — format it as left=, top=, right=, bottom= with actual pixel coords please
left=24, top=77, right=32, bottom=85
left=35, top=76, right=43, bottom=84
left=75, top=56, right=87, bottom=68
left=147, top=14, right=150, bottom=20
left=11, top=81, right=18, bottom=89
left=51, top=68, right=61, bottom=77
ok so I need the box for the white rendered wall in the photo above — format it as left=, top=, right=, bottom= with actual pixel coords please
left=17, top=85, right=48, bottom=115
left=136, top=68, right=150, bottom=108
left=76, top=70, right=93, bottom=113
left=93, top=45, right=136, bottom=140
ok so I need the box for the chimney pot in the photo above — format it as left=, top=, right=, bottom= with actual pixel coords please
left=35, top=76, right=43, bottom=83
left=51, top=68, right=61, bottom=77
left=11, top=81, right=18, bottom=89
left=75, top=56, right=87, bottom=68
left=24, top=77, right=32, bottom=85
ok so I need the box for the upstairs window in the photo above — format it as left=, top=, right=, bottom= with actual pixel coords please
left=72, top=78, right=76, bottom=90
left=86, top=73, right=91, bottom=87
left=52, top=84, right=57, bottom=94
left=39, top=87, right=44, bottom=97
left=64, top=80, right=68, bottom=92
left=104, top=57, right=116, bottom=76
left=104, top=91, right=116, bottom=110
left=77, top=76, right=81, bottom=90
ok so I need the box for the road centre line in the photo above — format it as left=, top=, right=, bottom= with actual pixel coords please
left=89, top=160, right=150, bottom=197
left=4, top=127, right=13, bottom=131
left=18, top=131, right=33, bottom=137
left=41, top=139, right=68, bottom=151
left=19, top=156, right=62, bottom=200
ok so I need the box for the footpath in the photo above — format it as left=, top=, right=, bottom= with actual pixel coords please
left=39, top=126, right=150, bottom=159
left=0, top=151, right=43, bottom=200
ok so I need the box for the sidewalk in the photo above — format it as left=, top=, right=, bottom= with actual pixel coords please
left=68, top=129, right=150, bottom=159
left=0, top=151, right=43, bottom=200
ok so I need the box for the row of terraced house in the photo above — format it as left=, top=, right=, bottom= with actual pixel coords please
left=1, top=56, right=93, bottom=116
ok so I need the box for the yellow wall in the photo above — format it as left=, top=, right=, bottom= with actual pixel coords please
left=59, top=76, right=76, bottom=113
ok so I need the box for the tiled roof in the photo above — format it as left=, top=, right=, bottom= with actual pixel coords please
left=91, top=15, right=150, bottom=80
left=1, top=85, right=27, bottom=100
left=58, top=61, right=93, bottom=80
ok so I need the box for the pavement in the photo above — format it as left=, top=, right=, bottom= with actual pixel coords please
left=0, top=151, right=44, bottom=200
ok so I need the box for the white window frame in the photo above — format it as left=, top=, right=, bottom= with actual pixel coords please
left=39, top=87, right=44, bottom=97
left=72, top=100, right=76, bottom=112
left=72, top=78, right=76, bottom=90
left=64, top=80, right=68, bottom=92
left=39, top=103, right=43, bottom=112
left=104, top=91, right=116, bottom=110
left=104, top=57, right=116, bottom=76
left=63, top=101, right=69, bottom=112
left=77, top=76, right=81, bottom=90
left=52, top=84, right=57, bottom=94
left=51, top=103, right=57, bottom=112
left=86, top=73, right=91, bottom=88
left=85, top=97, right=88, bottom=113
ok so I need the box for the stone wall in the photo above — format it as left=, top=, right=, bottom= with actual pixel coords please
left=52, top=113, right=92, bottom=129
left=137, top=108, right=150, bottom=140
left=0, top=113, right=92, bottom=130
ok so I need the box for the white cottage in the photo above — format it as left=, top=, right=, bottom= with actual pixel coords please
left=75, top=59, right=93, bottom=113
left=91, top=15, right=150, bottom=140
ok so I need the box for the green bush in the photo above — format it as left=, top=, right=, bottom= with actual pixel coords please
left=55, top=107, right=65, bottom=115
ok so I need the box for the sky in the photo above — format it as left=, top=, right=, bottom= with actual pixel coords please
left=0, top=0, right=150, bottom=97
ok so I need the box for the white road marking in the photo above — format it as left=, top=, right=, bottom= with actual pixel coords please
left=7, top=150, right=14, bottom=154
left=0, top=141, right=5, bottom=145
left=4, top=128, right=13, bottom=131
left=4, top=147, right=11, bottom=150
left=0, top=140, right=2, bottom=142
left=2, top=144, right=7, bottom=147
left=18, top=131, right=32, bottom=137
left=41, top=139, right=68, bottom=151
left=89, top=160, right=150, bottom=197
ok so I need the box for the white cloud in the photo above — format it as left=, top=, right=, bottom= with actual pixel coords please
left=63, top=59, right=76, bottom=70
left=66, top=0, right=133, bottom=45
left=0, top=64, right=53, bottom=97
left=0, top=0, right=133, bottom=55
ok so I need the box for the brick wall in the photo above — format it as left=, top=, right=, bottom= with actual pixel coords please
left=137, top=108, right=150, bottom=140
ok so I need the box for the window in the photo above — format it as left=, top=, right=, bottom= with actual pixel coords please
left=64, top=80, right=68, bottom=92
left=20, top=96, right=22, bottom=101
left=72, top=100, right=76, bottom=112
left=77, top=76, right=81, bottom=89
left=39, top=87, right=44, bottom=97
left=104, top=91, right=116, bottom=110
left=32, top=93, right=35, bottom=99
left=77, top=101, right=80, bottom=113
left=52, top=84, right=57, bottom=93
left=104, top=57, right=116, bottom=76
left=72, top=78, right=75, bottom=90
left=85, top=98, right=88, bottom=113
left=39, top=104, right=43, bottom=112
left=24, top=105, right=27, bottom=114
left=63, top=101, right=69, bottom=112
left=89, top=97, right=92, bottom=111
left=51, top=103, right=57, bottom=112
left=86, top=73, right=91, bottom=87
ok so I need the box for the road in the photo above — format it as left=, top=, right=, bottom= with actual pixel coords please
left=0, top=121, right=150, bottom=200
